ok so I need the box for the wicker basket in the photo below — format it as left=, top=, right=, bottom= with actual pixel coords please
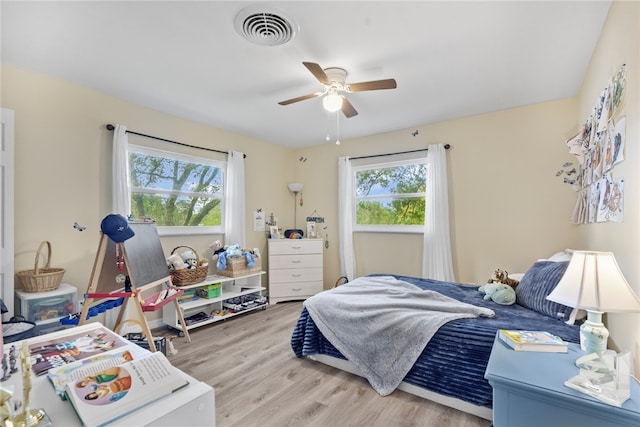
left=216, top=254, right=261, bottom=278
left=170, top=245, right=208, bottom=286
left=16, top=241, right=65, bottom=293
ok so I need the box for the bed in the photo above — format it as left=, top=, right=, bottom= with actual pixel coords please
left=290, top=258, right=581, bottom=420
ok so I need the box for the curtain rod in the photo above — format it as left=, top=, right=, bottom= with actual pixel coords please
left=105, top=124, right=246, bottom=158
left=349, top=144, right=450, bottom=160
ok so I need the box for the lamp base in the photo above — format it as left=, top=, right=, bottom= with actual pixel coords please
left=580, top=310, right=609, bottom=356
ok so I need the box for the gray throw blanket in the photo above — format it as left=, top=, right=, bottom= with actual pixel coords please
left=303, top=276, right=495, bottom=396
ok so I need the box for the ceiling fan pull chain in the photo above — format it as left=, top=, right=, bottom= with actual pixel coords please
left=326, top=111, right=332, bottom=142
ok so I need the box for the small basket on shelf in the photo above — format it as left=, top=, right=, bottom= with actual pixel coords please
left=216, top=254, right=261, bottom=278
left=16, top=240, right=65, bottom=293
left=169, top=245, right=209, bottom=286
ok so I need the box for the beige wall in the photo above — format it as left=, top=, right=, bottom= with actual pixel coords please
left=1, top=64, right=293, bottom=324
left=295, top=1, right=640, bottom=372
left=573, top=0, right=640, bottom=367
left=2, top=1, right=638, bottom=369
left=295, top=99, right=579, bottom=286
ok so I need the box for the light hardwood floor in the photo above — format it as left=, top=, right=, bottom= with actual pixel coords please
left=163, top=301, right=491, bottom=427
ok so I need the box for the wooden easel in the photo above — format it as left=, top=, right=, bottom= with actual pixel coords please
left=79, top=223, right=191, bottom=351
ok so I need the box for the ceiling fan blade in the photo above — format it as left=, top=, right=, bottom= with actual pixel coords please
left=348, top=78, right=397, bottom=92
left=278, top=92, right=323, bottom=106
left=303, top=62, right=331, bottom=85
left=341, top=96, right=358, bottom=118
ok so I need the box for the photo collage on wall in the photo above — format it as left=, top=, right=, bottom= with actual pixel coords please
left=561, top=64, right=626, bottom=224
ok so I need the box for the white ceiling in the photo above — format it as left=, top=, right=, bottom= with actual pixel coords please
left=1, top=1, right=611, bottom=149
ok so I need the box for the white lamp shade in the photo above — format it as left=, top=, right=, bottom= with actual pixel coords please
left=546, top=251, right=640, bottom=312
left=323, top=92, right=343, bottom=112
left=288, top=183, right=303, bottom=193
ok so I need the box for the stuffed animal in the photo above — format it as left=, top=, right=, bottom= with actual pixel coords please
left=487, top=268, right=519, bottom=288
left=478, top=282, right=516, bottom=305
left=167, top=253, right=186, bottom=270
left=180, top=249, right=198, bottom=269
left=209, top=240, right=226, bottom=263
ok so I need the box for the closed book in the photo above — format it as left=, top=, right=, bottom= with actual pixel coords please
left=64, top=351, right=189, bottom=426
left=498, top=329, right=568, bottom=353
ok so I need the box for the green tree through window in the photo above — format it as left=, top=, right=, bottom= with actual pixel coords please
left=354, top=160, right=427, bottom=227
left=129, top=145, right=223, bottom=228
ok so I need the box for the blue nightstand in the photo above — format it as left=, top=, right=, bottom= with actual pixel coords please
left=485, top=333, right=640, bottom=427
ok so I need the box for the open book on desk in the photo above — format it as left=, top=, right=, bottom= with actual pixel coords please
left=28, top=323, right=131, bottom=376
left=48, top=343, right=150, bottom=399
left=63, top=351, right=189, bottom=427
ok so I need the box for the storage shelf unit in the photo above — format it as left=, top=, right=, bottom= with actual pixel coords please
left=162, top=271, right=266, bottom=332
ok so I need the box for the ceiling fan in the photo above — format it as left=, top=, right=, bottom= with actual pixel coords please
left=278, top=62, right=397, bottom=118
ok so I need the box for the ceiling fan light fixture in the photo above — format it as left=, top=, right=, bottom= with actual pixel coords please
left=323, top=92, right=343, bottom=112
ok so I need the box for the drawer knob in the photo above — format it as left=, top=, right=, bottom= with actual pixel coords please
left=291, top=274, right=302, bottom=278
left=291, top=260, right=302, bottom=264
left=292, top=288, right=302, bottom=292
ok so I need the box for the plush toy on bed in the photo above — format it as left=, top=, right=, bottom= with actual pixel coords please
left=487, top=268, right=520, bottom=288
left=478, top=282, right=516, bottom=305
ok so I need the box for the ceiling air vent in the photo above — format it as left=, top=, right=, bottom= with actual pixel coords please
left=234, top=6, right=298, bottom=46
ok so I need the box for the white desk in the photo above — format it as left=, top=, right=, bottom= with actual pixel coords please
left=1, top=322, right=215, bottom=426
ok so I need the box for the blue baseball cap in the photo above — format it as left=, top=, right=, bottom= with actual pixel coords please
left=100, top=214, right=135, bottom=243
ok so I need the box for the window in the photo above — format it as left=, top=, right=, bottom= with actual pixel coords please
left=353, top=158, right=427, bottom=233
left=128, top=144, right=225, bottom=235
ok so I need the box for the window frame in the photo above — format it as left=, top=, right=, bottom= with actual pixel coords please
left=352, top=157, right=427, bottom=234
left=128, top=143, right=226, bottom=237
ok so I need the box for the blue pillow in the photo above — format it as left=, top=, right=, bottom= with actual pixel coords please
left=516, top=261, right=573, bottom=321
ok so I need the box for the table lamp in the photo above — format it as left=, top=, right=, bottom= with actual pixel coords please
left=546, top=251, right=640, bottom=356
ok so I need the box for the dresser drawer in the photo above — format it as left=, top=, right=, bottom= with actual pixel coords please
left=269, top=253, right=322, bottom=269
left=270, top=267, right=323, bottom=283
left=269, top=281, right=323, bottom=298
left=268, top=239, right=322, bottom=255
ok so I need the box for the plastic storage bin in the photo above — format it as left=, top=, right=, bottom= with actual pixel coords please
left=196, top=283, right=222, bottom=299
left=14, top=282, right=78, bottom=327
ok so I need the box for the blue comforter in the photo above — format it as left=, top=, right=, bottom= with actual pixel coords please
left=291, top=274, right=580, bottom=408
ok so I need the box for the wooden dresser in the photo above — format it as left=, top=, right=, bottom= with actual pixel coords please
left=268, top=239, right=323, bottom=304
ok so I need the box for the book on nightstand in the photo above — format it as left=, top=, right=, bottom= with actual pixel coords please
left=498, top=329, right=568, bottom=353
left=63, top=351, right=189, bottom=427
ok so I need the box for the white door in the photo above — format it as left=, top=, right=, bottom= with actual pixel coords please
left=1, top=108, right=15, bottom=320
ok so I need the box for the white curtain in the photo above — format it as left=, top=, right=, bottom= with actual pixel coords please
left=109, top=124, right=132, bottom=331
left=224, top=151, right=246, bottom=247
left=112, top=124, right=131, bottom=216
left=422, top=144, right=455, bottom=281
left=338, top=156, right=356, bottom=279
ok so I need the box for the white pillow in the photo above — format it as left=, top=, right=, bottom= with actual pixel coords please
left=537, top=249, right=573, bottom=263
